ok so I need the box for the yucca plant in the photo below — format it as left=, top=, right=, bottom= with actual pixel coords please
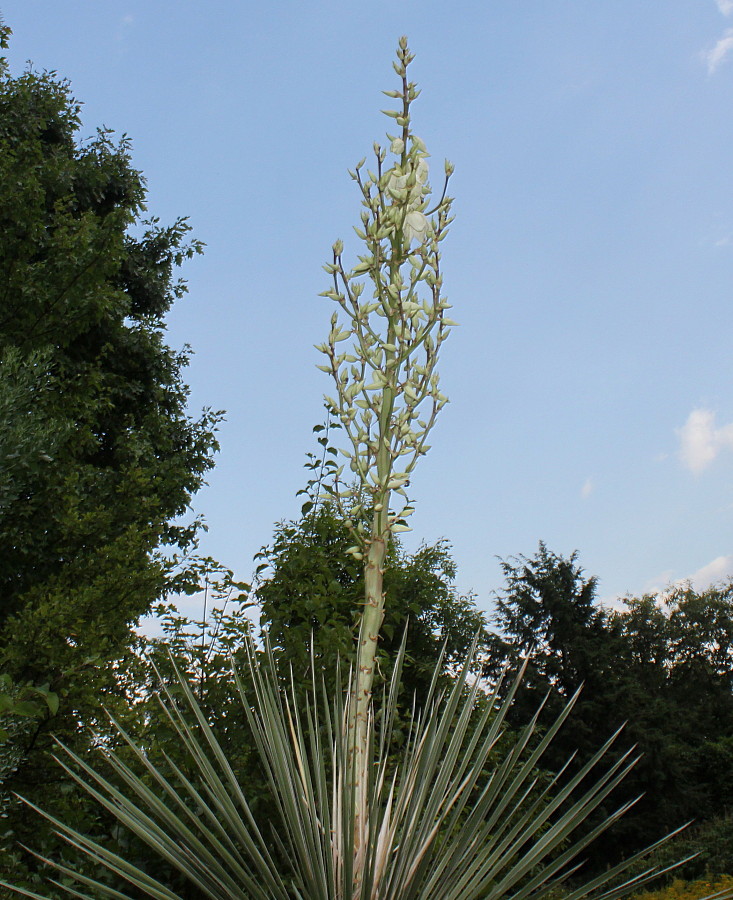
left=3, top=36, right=725, bottom=900
left=314, top=37, right=454, bottom=864
left=0, top=634, right=698, bottom=900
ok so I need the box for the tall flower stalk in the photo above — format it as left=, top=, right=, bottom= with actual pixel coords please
left=317, top=37, right=454, bottom=847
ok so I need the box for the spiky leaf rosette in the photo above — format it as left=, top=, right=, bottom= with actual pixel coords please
left=0, top=638, right=702, bottom=900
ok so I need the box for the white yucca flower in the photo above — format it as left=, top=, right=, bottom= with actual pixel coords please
left=404, top=209, right=430, bottom=245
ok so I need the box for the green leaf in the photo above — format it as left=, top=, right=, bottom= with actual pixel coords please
left=44, top=690, right=60, bottom=716
left=10, top=700, right=43, bottom=717
left=8, top=635, right=688, bottom=900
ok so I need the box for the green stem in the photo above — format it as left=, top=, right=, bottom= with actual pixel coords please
left=350, top=506, right=388, bottom=862
left=350, top=360, right=395, bottom=860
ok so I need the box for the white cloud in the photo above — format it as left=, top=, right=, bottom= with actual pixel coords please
left=676, top=408, right=733, bottom=474
left=581, top=477, right=593, bottom=499
left=650, top=555, right=733, bottom=594
left=717, top=0, right=733, bottom=16
left=610, top=556, right=733, bottom=607
left=602, top=554, right=733, bottom=611
left=705, top=28, right=733, bottom=74
left=687, top=554, right=733, bottom=589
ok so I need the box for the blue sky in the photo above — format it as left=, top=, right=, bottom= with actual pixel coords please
left=4, top=1, right=733, bottom=623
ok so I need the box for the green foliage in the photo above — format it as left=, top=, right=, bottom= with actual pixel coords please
left=0, top=41, right=223, bottom=889
left=488, top=541, right=610, bottom=701
left=610, top=584, right=733, bottom=859
left=632, top=876, right=733, bottom=900
left=256, top=500, right=487, bottom=703
left=487, top=544, right=733, bottom=871
left=0, top=638, right=685, bottom=900
left=624, top=816, right=733, bottom=884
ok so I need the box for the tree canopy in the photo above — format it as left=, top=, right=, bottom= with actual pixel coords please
left=487, top=542, right=733, bottom=871
left=256, top=501, right=488, bottom=706
left=0, top=23, right=221, bottom=887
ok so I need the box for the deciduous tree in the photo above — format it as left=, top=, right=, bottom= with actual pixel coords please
left=0, top=21, right=222, bottom=887
left=256, top=500, right=488, bottom=705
